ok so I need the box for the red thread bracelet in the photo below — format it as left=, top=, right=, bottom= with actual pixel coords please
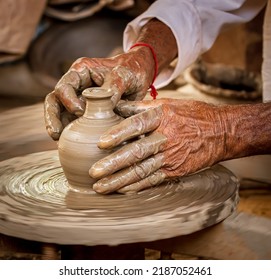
left=130, top=42, right=158, bottom=100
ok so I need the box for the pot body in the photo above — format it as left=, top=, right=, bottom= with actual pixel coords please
left=58, top=88, right=122, bottom=193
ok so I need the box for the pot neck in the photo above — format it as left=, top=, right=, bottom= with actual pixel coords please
left=82, top=88, right=115, bottom=119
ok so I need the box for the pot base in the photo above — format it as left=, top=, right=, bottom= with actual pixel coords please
left=68, top=183, right=96, bottom=194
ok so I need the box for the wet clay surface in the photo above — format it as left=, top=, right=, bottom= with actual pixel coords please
left=58, top=88, right=123, bottom=192
left=0, top=150, right=239, bottom=246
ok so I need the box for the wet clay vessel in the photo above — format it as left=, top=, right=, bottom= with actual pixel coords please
left=58, top=87, right=122, bottom=193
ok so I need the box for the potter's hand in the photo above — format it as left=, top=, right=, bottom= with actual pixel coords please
left=44, top=48, right=155, bottom=140
left=89, top=99, right=227, bottom=194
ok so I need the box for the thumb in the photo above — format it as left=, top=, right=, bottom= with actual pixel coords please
left=115, top=99, right=165, bottom=117
left=102, top=69, right=126, bottom=107
left=102, top=65, right=146, bottom=107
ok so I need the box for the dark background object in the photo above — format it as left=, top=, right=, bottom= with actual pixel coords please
left=28, top=12, right=131, bottom=89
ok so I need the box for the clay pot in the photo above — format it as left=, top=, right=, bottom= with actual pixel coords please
left=184, top=61, right=262, bottom=100
left=58, top=87, right=122, bottom=193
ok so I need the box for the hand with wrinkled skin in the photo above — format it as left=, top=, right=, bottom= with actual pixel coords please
left=44, top=19, right=178, bottom=141
left=44, top=50, right=155, bottom=140
left=89, top=99, right=226, bottom=194
left=89, top=99, right=271, bottom=194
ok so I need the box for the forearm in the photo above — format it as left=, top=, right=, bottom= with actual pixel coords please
left=134, top=18, right=178, bottom=74
left=219, top=102, right=271, bottom=160
left=126, top=18, right=177, bottom=90
left=124, top=0, right=267, bottom=88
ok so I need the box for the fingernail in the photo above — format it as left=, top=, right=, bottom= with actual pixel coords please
left=92, top=182, right=106, bottom=194
left=46, top=127, right=60, bottom=141
left=74, top=109, right=84, bottom=117
left=50, top=132, right=60, bottom=141
left=89, top=163, right=105, bottom=178
left=98, top=134, right=113, bottom=148
left=110, top=94, right=120, bottom=108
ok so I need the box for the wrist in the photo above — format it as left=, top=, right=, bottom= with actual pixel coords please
left=136, top=19, right=178, bottom=72
left=129, top=43, right=158, bottom=99
left=214, top=106, right=234, bottom=162
left=216, top=103, right=271, bottom=161
left=128, top=45, right=156, bottom=87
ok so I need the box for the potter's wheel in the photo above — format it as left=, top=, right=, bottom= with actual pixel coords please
left=0, top=150, right=239, bottom=246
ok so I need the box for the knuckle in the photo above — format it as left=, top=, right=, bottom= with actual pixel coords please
left=54, top=83, right=67, bottom=97
left=57, top=71, right=80, bottom=89
left=133, top=156, right=158, bottom=179
left=148, top=172, right=165, bottom=186
left=131, top=115, right=146, bottom=134
left=134, top=164, right=147, bottom=180
left=112, top=65, right=133, bottom=80
left=71, top=57, right=90, bottom=68
left=130, top=142, right=149, bottom=160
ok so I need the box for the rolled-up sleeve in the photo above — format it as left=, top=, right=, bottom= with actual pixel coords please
left=123, top=0, right=267, bottom=89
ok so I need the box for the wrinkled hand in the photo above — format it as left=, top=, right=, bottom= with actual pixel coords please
left=44, top=49, right=154, bottom=140
left=89, top=99, right=228, bottom=194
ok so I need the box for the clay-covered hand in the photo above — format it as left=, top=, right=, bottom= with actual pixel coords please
left=89, top=99, right=228, bottom=194
left=44, top=49, right=154, bottom=140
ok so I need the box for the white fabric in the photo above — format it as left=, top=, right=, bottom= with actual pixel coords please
left=263, top=0, right=271, bottom=102
left=123, top=0, right=268, bottom=91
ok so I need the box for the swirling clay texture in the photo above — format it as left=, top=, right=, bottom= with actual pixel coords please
left=0, top=150, right=239, bottom=246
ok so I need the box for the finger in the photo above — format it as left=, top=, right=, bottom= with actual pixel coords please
left=102, top=66, right=135, bottom=107
left=89, top=133, right=167, bottom=179
left=78, top=67, right=92, bottom=89
left=103, top=67, right=127, bottom=107
left=89, top=68, right=107, bottom=87
left=115, top=99, right=173, bottom=118
left=44, top=91, right=63, bottom=140
left=117, top=170, right=166, bottom=194
left=70, top=57, right=105, bottom=86
left=55, top=83, right=85, bottom=116
left=60, top=110, right=77, bottom=129
left=98, top=106, right=162, bottom=149
left=115, top=100, right=153, bottom=117
left=54, top=69, right=90, bottom=115
left=92, top=153, right=164, bottom=194
left=122, top=89, right=147, bottom=102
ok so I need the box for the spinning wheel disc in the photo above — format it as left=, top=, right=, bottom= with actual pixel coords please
left=0, top=150, right=239, bottom=245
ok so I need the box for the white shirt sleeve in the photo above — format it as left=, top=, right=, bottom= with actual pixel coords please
left=123, top=0, right=267, bottom=89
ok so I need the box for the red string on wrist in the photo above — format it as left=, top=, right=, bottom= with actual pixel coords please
left=130, top=42, right=158, bottom=100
